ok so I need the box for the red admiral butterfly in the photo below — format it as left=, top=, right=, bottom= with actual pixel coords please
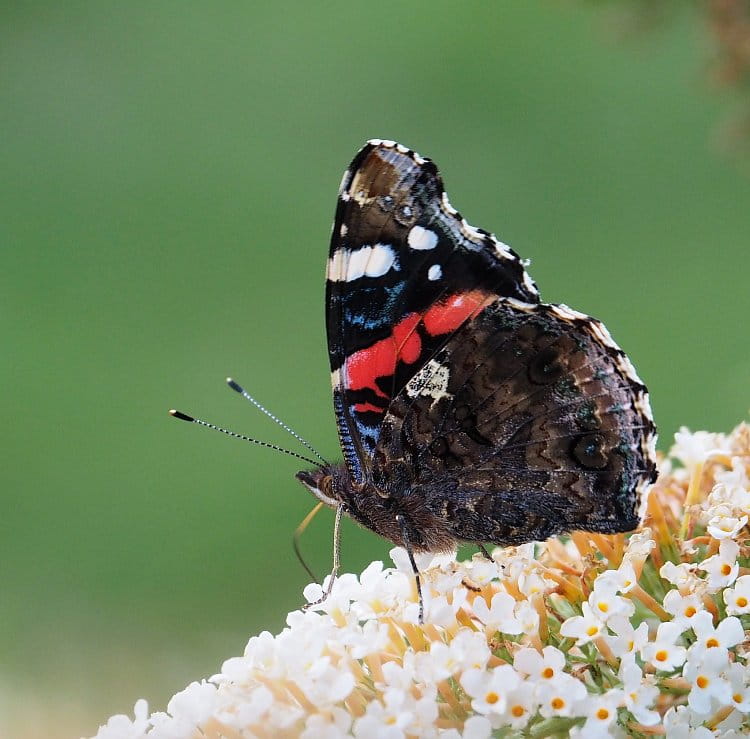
left=296, top=140, right=657, bottom=616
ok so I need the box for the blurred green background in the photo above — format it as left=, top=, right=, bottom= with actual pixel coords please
left=2, top=2, right=748, bottom=736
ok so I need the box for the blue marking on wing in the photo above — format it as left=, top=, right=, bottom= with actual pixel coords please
left=342, top=282, right=407, bottom=330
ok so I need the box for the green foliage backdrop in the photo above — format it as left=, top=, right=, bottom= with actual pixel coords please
left=1, top=2, right=748, bottom=736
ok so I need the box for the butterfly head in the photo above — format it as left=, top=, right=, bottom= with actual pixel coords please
left=296, top=464, right=351, bottom=509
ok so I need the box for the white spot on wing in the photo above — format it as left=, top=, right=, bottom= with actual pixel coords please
left=338, top=168, right=351, bottom=196
left=428, top=264, right=442, bottom=281
left=339, top=223, right=348, bottom=237
left=494, top=239, right=514, bottom=259
left=523, top=271, right=538, bottom=296
left=327, top=248, right=347, bottom=282
left=328, top=244, right=397, bottom=282
left=364, top=243, right=397, bottom=278
left=407, top=359, right=451, bottom=405
left=407, top=225, right=438, bottom=250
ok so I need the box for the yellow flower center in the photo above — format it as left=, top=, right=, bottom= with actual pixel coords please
left=598, top=602, right=609, bottom=613
left=511, top=705, right=525, bottom=717
left=733, top=693, right=743, bottom=704
left=386, top=716, right=397, bottom=725
left=684, top=606, right=696, bottom=617
left=721, top=564, right=732, bottom=576
left=596, top=708, right=610, bottom=720
left=485, top=692, right=500, bottom=705
left=706, top=638, right=719, bottom=648
left=551, top=697, right=565, bottom=710
left=736, top=596, right=748, bottom=608
left=586, top=625, right=599, bottom=636
left=655, top=650, right=668, bottom=662
left=542, top=667, right=554, bottom=679
left=696, top=676, right=709, bottom=689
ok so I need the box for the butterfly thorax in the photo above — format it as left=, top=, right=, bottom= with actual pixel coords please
left=296, top=463, right=459, bottom=553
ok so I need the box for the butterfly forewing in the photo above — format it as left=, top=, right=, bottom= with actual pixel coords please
left=326, top=140, right=540, bottom=482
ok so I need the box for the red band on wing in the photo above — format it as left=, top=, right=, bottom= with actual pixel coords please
left=345, top=313, right=422, bottom=398
left=344, top=291, right=494, bottom=400
left=423, top=290, right=493, bottom=336
left=353, top=401, right=384, bottom=414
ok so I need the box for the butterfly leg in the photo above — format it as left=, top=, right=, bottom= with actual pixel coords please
left=396, top=514, right=424, bottom=624
left=303, top=504, right=343, bottom=610
left=478, top=543, right=493, bottom=560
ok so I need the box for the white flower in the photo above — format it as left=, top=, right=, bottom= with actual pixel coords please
left=352, top=694, right=412, bottom=739
left=352, top=560, right=412, bottom=619
left=723, top=574, right=750, bottom=615
left=663, top=705, right=716, bottom=738
left=670, top=427, right=729, bottom=469
left=620, top=661, right=660, bottom=726
left=536, top=673, right=587, bottom=718
left=414, top=633, right=490, bottom=683
left=503, top=686, right=537, bottom=730
left=471, top=591, right=522, bottom=634
left=513, top=599, right=540, bottom=635
left=517, top=570, right=553, bottom=596
left=700, top=539, right=740, bottom=589
left=690, top=611, right=744, bottom=657
left=576, top=689, right=623, bottom=737
left=303, top=572, right=360, bottom=616
left=641, top=621, right=687, bottom=672
left=389, top=546, right=452, bottom=576
left=216, top=684, right=274, bottom=731
left=513, top=645, right=566, bottom=683
left=706, top=512, right=748, bottom=540
left=683, top=648, right=732, bottom=715
left=92, top=699, right=149, bottom=739
left=460, top=715, right=492, bottom=739
left=715, top=456, right=750, bottom=488
left=301, top=706, right=352, bottom=739
left=342, top=618, right=391, bottom=659
left=559, top=602, right=605, bottom=645
left=622, top=528, right=655, bottom=565
left=293, top=656, right=355, bottom=707
left=460, top=665, right=521, bottom=716
left=449, top=628, right=493, bottom=671
left=663, top=589, right=706, bottom=627
left=725, top=662, right=750, bottom=713
left=659, top=561, right=701, bottom=590
left=587, top=586, right=635, bottom=623
left=594, top=560, right=637, bottom=594
left=166, top=681, right=217, bottom=727
left=604, top=616, right=649, bottom=661
left=467, top=556, right=501, bottom=587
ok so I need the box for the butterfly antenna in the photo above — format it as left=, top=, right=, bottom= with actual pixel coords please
left=226, top=377, right=328, bottom=465
left=169, top=410, right=324, bottom=468
left=293, top=502, right=324, bottom=583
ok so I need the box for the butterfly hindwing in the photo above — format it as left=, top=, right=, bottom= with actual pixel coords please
left=371, top=298, right=657, bottom=548
left=326, top=140, right=540, bottom=482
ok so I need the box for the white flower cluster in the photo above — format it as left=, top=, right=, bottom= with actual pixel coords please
left=91, top=424, right=750, bottom=739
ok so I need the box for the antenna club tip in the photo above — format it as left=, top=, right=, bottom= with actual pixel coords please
left=169, top=409, right=195, bottom=422
left=226, top=377, right=243, bottom=393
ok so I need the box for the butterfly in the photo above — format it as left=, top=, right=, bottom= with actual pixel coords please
left=296, top=139, right=657, bottom=619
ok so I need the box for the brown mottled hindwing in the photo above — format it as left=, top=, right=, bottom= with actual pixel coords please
left=371, top=298, right=657, bottom=548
